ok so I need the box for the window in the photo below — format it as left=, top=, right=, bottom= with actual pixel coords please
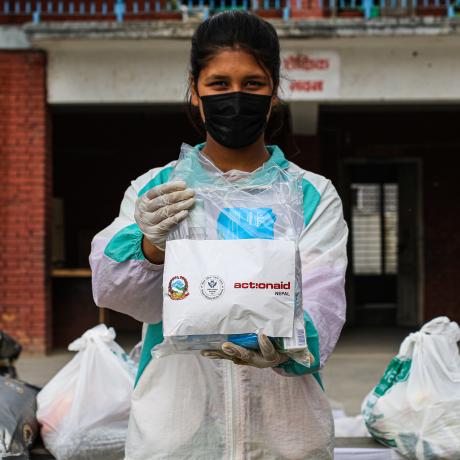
left=352, top=183, right=398, bottom=275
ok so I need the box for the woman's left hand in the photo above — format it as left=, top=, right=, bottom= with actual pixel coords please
left=201, top=333, right=289, bottom=368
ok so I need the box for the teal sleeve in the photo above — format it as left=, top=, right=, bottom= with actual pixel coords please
left=104, top=223, right=146, bottom=262
left=135, top=322, right=164, bottom=387
left=276, top=311, right=322, bottom=385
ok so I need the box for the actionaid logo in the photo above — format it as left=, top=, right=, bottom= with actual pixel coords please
left=234, top=282, right=291, bottom=290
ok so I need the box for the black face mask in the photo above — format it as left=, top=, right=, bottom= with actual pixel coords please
left=200, top=91, right=272, bottom=150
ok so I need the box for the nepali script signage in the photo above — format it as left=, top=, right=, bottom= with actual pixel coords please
left=280, top=51, right=340, bottom=100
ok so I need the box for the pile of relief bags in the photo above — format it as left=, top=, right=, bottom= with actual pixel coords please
left=4, top=318, right=458, bottom=460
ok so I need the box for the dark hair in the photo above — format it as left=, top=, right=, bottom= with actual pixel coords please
left=186, top=10, right=286, bottom=143
left=190, top=10, right=280, bottom=94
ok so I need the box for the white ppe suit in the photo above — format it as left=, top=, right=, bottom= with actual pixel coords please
left=89, top=143, right=348, bottom=460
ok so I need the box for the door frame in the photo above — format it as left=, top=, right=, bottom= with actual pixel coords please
left=338, top=157, right=424, bottom=327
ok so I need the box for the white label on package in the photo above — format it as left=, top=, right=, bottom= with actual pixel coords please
left=163, top=239, right=296, bottom=338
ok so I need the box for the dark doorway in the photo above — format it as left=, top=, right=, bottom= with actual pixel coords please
left=317, top=105, right=455, bottom=328
left=342, top=160, right=421, bottom=327
left=51, top=104, right=203, bottom=347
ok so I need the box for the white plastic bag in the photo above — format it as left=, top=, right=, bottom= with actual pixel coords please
left=36, top=324, right=136, bottom=460
left=156, top=143, right=310, bottom=366
left=362, top=316, right=460, bottom=459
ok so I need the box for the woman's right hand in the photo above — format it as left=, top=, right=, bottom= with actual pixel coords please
left=134, top=180, right=195, bottom=252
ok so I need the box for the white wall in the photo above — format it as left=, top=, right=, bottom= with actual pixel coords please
left=42, top=35, right=460, bottom=104
left=285, top=36, right=460, bottom=103
left=45, top=40, right=190, bottom=103
left=0, top=26, right=29, bottom=49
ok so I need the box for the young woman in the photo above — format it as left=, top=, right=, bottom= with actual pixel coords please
left=90, top=10, right=348, bottom=460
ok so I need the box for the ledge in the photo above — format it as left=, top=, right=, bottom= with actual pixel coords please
left=51, top=268, right=92, bottom=278
left=22, top=16, right=460, bottom=42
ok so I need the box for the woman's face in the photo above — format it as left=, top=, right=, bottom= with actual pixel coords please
left=191, top=48, right=276, bottom=123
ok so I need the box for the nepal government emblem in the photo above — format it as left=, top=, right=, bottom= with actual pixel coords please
left=168, top=276, right=190, bottom=301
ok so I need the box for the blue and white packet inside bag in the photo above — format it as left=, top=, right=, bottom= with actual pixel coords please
left=218, top=206, right=276, bottom=350
left=154, top=143, right=310, bottom=367
left=217, top=207, right=276, bottom=240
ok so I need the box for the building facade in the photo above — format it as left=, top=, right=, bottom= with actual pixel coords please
left=1, top=2, right=460, bottom=350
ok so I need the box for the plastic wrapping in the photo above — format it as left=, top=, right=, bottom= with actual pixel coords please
left=362, top=317, right=460, bottom=459
left=36, top=325, right=136, bottom=460
left=0, top=376, right=39, bottom=459
left=0, top=331, right=22, bottom=379
left=155, top=143, right=310, bottom=366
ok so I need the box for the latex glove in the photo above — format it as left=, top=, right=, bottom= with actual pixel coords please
left=134, top=180, right=195, bottom=250
left=201, top=333, right=289, bottom=368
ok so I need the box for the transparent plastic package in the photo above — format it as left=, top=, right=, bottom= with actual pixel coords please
left=155, top=143, right=310, bottom=366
